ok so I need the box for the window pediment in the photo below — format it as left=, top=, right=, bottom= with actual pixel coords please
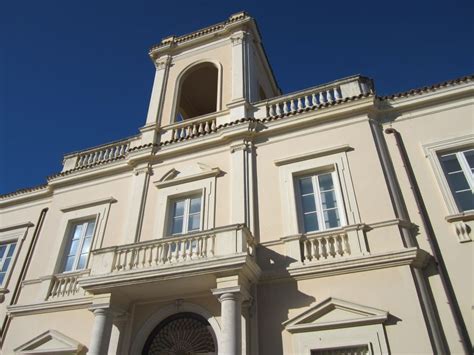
left=283, top=297, right=388, bottom=333
left=154, top=163, right=221, bottom=189
left=14, top=329, right=86, bottom=354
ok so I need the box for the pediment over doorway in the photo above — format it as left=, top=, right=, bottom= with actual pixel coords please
left=14, top=329, right=86, bottom=354
left=283, top=297, right=388, bottom=333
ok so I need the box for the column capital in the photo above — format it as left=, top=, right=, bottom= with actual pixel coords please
left=154, top=55, right=172, bottom=70
left=212, top=285, right=250, bottom=302
left=230, top=30, right=250, bottom=46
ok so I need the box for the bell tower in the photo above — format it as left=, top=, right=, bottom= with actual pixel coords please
left=139, top=12, right=280, bottom=144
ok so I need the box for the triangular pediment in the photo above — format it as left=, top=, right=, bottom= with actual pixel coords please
left=14, top=329, right=86, bottom=354
left=155, top=163, right=221, bottom=188
left=283, top=297, right=388, bottom=333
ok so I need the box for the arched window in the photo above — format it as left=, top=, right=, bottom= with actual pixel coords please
left=175, top=63, right=219, bottom=122
left=142, top=312, right=217, bottom=355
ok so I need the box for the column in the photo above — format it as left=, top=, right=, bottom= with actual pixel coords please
left=145, top=55, right=171, bottom=126
left=89, top=308, right=113, bottom=355
left=214, top=290, right=242, bottom=355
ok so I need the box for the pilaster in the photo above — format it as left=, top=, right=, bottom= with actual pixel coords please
left=123, top=164, right=153, bottom=244
left=144, top=55, right=172, bottom=128
left=230, top=140, right=256, bottom=237
left=229, top=30, right=252, bottom=119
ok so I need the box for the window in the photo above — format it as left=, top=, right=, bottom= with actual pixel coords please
left=297, top=172, right=345, bottom=233
left=439, top=148, right=474, bottom=212
left=63, top=219, right=96, bottom=272
left=0, top=242, right=17, bottom=285
left=169, top=195, right=202, bottom=235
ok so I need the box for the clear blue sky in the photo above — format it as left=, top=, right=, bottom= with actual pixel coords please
left=1, top=0, right=473, bottom=195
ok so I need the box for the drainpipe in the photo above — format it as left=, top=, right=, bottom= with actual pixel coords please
left=385, top=127, right=471, bottom=355
left=0, top=207, right=48, bottom=346
left=369, top=120, right=448, bottom=354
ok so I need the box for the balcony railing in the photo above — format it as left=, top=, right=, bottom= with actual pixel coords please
left=253, top=75, right=374, bottom=120
left=46, top=270, right=88, bottom=300
left=160, top=112, right=218, bottom=142
left=301, top=232, right=351, bottom=263
left=89, top=224, right=256, bottom=276
left=61, top=137, right=137, bottom=172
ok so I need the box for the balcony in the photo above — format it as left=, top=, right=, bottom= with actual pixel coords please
left=79, top=224, right=259, bottom=295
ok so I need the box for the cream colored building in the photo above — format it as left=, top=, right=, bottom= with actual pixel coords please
left=0, top=12, right=472, bottom=355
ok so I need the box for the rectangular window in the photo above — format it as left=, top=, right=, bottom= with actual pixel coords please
left=63, top=219, right=96, bottom=272
left=439, top=148, right=474, bottom=212
left=297, top=172, right=345, bottom=233
left=0, top=242, right=17, bottom=285
left=169, top=195, right=202, bottom=235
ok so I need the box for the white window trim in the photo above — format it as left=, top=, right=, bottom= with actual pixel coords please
left=153, top=168, right=217, bottom=239
left=53, top=197, right=116, bottom=274
left=423, top=134, right=474, bottom=216
left=62, top=219, right=97, bottom=273
left=0, top=222, right=32, bottom=291
left=295, top=171, right=347, bottom=233
left=168, top=194, right=203, bottom=236
left=276, top=146, right=360, bottom=237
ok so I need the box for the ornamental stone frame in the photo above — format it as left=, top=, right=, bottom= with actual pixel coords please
left=130, top=301, right=221, bottom=354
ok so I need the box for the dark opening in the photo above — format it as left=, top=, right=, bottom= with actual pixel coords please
left=176, top=63, right=218, bottom=122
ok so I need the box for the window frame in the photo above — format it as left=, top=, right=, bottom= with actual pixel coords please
left=0, top=221, right=32, bottom=291
left=438, top=148, right=474, bottom=212
left=168, top=194, right=204, bottom=236
left=424, top=135, right=474, bottom=216
left=295, top=170, right=347, bottom=234
left=275, top=145, right=359, bottom=237
left=61, top=217, right=97, bottom=273
left=0, top=241, right=18, bottom=286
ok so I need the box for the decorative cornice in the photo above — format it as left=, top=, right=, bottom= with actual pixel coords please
left=7, top=297, right=93, bottom=317
left=60, top=197, right=117, bottom=213
left=0, top=221, right=34, bottom=233
left=380, top=74, right=473, bottom=101
left=274, top=145, right=353, bottom=166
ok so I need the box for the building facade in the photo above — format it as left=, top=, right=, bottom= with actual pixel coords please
left=0, top=12, right=472, bottom=355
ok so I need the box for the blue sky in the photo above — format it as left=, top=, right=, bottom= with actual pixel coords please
left=1, top=0, right=473, bottom=195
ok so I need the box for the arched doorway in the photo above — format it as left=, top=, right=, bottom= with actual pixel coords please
left=142, top=312, right=217, bottom=355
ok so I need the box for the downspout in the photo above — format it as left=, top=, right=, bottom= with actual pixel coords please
left=0, top=207, right=48, bottom=346
left=369, top=119, right=449, bottom=354
left=385, top=127, right=471, bottom=354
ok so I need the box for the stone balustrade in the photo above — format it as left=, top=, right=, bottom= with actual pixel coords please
left=113, top=233, right=216, bottom=271
left=89, top=224, right=255, bottom=276
left=301, top=232, right=351, bottom=263
left=47, top=271, right=87, bottom=300
left=61, top=139, right=133, bottom=172
left=161, top=113, right=218, bottom=142
left=253, top=75, right=374, bottom=120
left=267, top=86, right=343, bottom=117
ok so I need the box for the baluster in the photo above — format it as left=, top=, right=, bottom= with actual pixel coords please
left=312, top=93, right=318, bottom=106
left=310, top=240, right=317, bottom=260
left=205, top=121, right=210, bottom=133
left=211, top=120, right=216, bottom=131
left=290, top=99, right=296, bottom=112
left=196, top=237, right=202, bottom=257
left=51, top=280, right=59, bottom=297
left=171, top=242, right=178, bottom=262
left=297, top=97, right=304, bottom=110
left=199, top=122, right=205, bottom=134
left=313, top=239, right=320, bottom=260
left=343, top=234, right=351, bottom=255
left=269, top=105, right=275, bottom=116
left=326, top=89, right=334, bottom=103
left=283, top=101, right=289, bottom=114
left=304, top=241, right=311, bottom=262
left=98, top=150, right=105, bottom=161
left=140, top=247, right=147, bottom=268
left=304, top=95, right=311, bottom=108
left=319, top=238, right=327, bottom=259
left=334, top=87, right=342, bottom=100
left=178, top=239, right=185, bottom=261
left=275, top=103, right=282, bottom=115
left=328, top=237, right=335, bottom=258
left=319, top=91, right=326, bottom=104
